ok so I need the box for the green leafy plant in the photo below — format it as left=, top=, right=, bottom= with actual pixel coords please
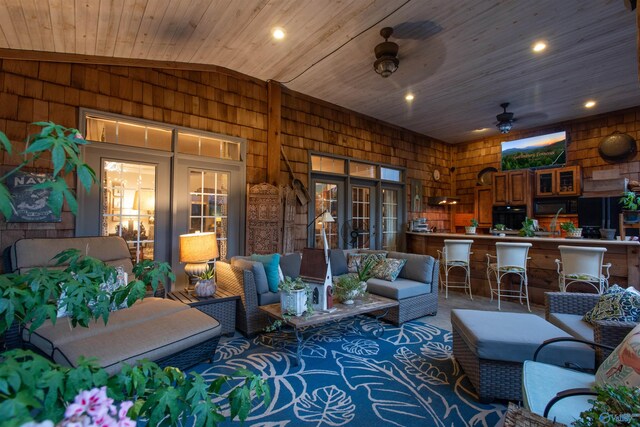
left=494, top=223, right=506, bottom=231
left=619, top=190, right=640, bottom=211
left=356, top=257, right=377, bottom=282
left=0, top=122, right=269, bottom=426
left=470, top=218, right=479, bottom=227
left=197, top=267, right=215, bottom=281
left=519, top=217, right=536, bottom=237
left=574, top=385, right=640, bottom=427
left=334, top=274, right=365, bottom=302
left=265, top=276, right=314, bottom=331
left=560, top=221, right=576, bottom=232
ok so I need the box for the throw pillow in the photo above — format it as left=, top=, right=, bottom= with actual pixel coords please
left=371, top=258, right=407, bottom=281
left=595, top=322, right=640, bottom=387
left=347, top=252, right=387, bottom=273
left=250, top=253, right=281, bottom=292
left=583, top=285, right=640, bottom=324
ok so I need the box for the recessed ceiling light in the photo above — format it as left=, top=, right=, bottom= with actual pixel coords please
left=473, top=128, right=489, bottom=132
left=584, top=100, right=596, bottom=108
left=272, top=27, right=285, bottom=40
left=532, top=41, right=547, bottom=52
left=405, top=93, right=414, bottom=101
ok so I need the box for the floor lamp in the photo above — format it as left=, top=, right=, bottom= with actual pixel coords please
left=179, top=232, right=218, bottom=290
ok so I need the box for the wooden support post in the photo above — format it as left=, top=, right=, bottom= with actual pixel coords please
left=267, top=80, right=282, bottom=186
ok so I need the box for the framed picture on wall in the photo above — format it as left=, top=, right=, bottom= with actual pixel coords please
left=5, top=172, right=61, bottom=222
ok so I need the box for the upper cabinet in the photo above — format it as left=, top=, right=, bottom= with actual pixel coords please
left=474, top=186, right=493, bottom=227
left=493, top=170, right=533, bottom=206
left=535, top=166, right=581, bottom=197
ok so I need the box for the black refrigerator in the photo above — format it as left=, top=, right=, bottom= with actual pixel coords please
left=577, top=196, right=628, bottom=239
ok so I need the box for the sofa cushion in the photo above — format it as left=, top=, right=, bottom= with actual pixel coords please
left=347, top=252, right=386, bottom=273
left=366, top=277, right=431, bottom=300
left=250, top=254, right=281, bottom=292
left=280, top=253, right=302, bottom=279
left=523, top=360, right=595, bottom=426
left=258, top=290, right=281, bottom=306
left=387, top=251, right=434, bottom=284
left=23, top=298, right=189, bottom=357
left=548, top=313, right=594, bottom=342
left=595, top=322, right=640, bottom=387
left=53, top=309, right=222, bottom=375
left=371, top=258, right=407, bottom=281
left=451, top=309, right=594, bottom=368
left=583, top=285, right=640, bottom=324
left=232, top=257, right=269, bottom=294
left=329, top=249, right=349, bottom=277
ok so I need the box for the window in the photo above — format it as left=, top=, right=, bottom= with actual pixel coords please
left=189, top=170, right=230, bottom=260
left=350, top=162, right=376, bottom=178
left=311, top=155, right=345, bottom=174
left=314, top=182, right=339, bottom=249
left=381, top=167, right=402, bottom=182
left=178, top=132, right=240, bottom=160
left=85, top=116, right=172, bottom=151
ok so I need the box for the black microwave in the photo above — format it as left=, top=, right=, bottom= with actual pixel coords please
left=533, top=198, right=578, bottom=216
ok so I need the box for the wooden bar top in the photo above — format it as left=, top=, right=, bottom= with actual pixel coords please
left=406, top=231, right=640, bottom=246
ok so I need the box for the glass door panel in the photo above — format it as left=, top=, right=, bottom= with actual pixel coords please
left=101, top=161, right=156, bottom=263
left=189, top=170, right=230, bottom=260
left=382, top=189, right=399, bottom=251
left=314, top=182, right=339, bottom=249
left=350, top=186, right=372, bottom=249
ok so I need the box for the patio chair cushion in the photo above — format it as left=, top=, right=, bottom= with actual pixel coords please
left=329, top=249, right=349, bottom=276
left=583, top=285, right=640, bottom=324
left=232, top=257, right=269, bottom=294
left=280, top=252, right=302, bottom=279
left=258, top=290, right=281, bottom=306
left=388, top=251, right=435, bottom=283
left=522, top=360, right=595, bottom=426
left=548, top=313, right=594, bottom=342
left=366, top=277, right=431, bottom=300
left=595, top=322, right=640, bottom=387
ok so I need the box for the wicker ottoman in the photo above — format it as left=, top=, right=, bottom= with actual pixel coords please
left=451, top=309, right=594, bottom=402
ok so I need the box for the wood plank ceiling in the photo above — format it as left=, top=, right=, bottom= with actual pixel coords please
left=0, top=0, right=638, bottom=143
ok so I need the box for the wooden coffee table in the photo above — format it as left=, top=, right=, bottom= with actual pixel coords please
left=259, top=294, right=399, bottom=365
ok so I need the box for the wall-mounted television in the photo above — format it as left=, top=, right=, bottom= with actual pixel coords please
left=501, top=131, right=566, bottom=171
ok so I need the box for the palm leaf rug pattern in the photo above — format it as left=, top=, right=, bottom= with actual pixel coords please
left=193, top=317, right=505, bottom=426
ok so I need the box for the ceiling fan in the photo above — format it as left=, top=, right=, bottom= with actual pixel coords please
left=496, top=103, right=516, bottom=134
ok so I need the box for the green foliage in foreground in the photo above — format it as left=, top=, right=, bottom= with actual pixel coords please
left=574, top=385, right=640, bottom=427
left=0, top=350, right=270, bottom=427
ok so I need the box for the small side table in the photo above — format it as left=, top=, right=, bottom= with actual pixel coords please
left=168, top=288, right=239, bottom=336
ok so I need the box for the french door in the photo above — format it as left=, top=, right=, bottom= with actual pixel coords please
left=349, top=183, right=377, bottom=249
left=77, top=145, right=172, bottom=264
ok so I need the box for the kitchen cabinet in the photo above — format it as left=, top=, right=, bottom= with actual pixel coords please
left=493, top=170, right=532, bottom=206
left=474, top=186, right=493, bottom=227
left=535, top=165, right=581, bottom=197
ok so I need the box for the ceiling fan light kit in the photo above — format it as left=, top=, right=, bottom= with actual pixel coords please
left=373, top=27, right=399, bottom=78
left=496, top=102, right=515, bottom=134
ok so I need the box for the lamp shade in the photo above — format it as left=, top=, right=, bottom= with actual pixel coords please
left=320, top=210, right=335, bottom=223
left=179, top=232, right=218, bottom=263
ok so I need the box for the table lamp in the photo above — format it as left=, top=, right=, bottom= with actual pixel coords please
left=179, top=232, right=218, bottom=289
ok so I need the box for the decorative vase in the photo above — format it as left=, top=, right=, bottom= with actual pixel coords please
left=281, top=288, right=307, bottom=316
left=599, top=228, right=616, bottom=240
left=194, top=279, right=216, bottom=297
left=465, top=226, right=476, bottom=234
left=359, top=281, right=367, bottom=293
left=566, top=228, right=583, bottom=238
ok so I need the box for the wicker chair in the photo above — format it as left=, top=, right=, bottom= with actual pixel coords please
left=545, top=292, right=637, bottom=364
left=216, top=261, right=270, bottom=337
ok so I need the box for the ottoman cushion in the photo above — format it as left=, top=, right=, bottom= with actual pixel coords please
left=451, top=309, right=594, bottom=369
left=548, top=313, right=594, bottom=342
left=366, top=278, right=431, bottom=300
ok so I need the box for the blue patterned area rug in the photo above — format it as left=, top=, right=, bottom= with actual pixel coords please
left=193, top=316, right=506, bottom=426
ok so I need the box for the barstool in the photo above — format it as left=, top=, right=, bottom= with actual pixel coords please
left=486, top=242, right=532, bottom=311
left=438, top=239, right=473, bottom=299
left=555, top=245, right=611, bottom=294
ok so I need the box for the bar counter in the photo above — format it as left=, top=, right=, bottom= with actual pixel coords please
left=407, top=232, right=640, bottom=306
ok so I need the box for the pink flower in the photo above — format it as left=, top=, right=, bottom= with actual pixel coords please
left=117, top=401, right=133, bottom=420
left=63, top=388, right=134, bottom=427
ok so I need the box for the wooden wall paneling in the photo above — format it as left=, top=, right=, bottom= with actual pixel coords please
left=267, top=80, right=282, bottom=185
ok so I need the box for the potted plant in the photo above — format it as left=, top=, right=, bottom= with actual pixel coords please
left=279, top=276, right=312, bottom=316
left=356, top=257, right=377, bottom=290
left=561, top=221, right=582, bottom=238
left=194, top=267, right=216, bottom=297
left=574, top=385, right=640, bottom=427
left=619, top=190, right=640, bottom=223
left=519, top=217, right=536, bottom=237
left=335, top=274, right=366, bottom=305
left=466, top=218, right=479, bottom=234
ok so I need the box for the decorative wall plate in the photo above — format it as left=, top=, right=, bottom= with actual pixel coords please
left=477, top=167, right=497, bottom=186
left=433, top=169, right=441, bottom=181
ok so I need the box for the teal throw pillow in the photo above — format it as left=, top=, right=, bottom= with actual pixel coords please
left=583, top=285, right=640, bottom=324
left=250, top=253, right=281, bottom=292
left=371, top=258, right=407, bottom=281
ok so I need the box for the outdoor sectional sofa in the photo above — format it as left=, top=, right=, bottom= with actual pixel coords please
left=216, top=249, right=439, bottom=337
left=5, top=236, right=222, bottom=374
